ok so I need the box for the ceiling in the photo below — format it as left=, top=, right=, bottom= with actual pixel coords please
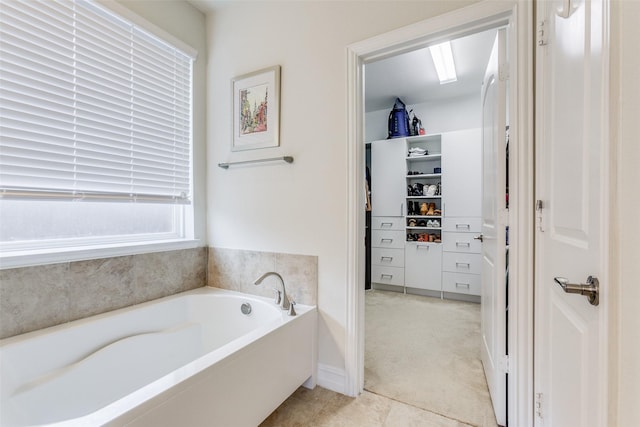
left=364, top=28, right=498, bottom=112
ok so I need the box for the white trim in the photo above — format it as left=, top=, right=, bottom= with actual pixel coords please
left=0, top=239, right=201, bottom=270
left=345, top=1, right=534, bottom=425
left=316, top=363, right=346, bottom=395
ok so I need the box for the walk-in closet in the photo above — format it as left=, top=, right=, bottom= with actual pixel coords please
left=363, top=26, right=509, bottom=427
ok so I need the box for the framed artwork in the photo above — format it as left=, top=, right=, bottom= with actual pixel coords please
left=231, top=65, right=280, bottom=151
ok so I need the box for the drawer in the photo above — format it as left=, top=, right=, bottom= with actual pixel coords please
left=442, top=252, right=482, bottom=275
left=442, top=232, right=482, bottom=254
left=371, top=247, right=404, bottom=268
left=371, top=229, right=405, bottom=249
left=442, top=272, right=481, bottom=296
left=442, top=217, right=481, bottom=233
left=371, top=265, right=405, bottom=287
left=404, top=242, right=442, bottom=291
left=372, top=216, right=404, bottom=231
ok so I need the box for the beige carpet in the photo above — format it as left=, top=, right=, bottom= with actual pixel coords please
left=365, top=290, right=499, bottom=427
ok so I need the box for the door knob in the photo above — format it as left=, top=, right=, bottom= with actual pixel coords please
left=474, top=234, right=484, bottom=242
left=553, top=276, right=599, bottom=306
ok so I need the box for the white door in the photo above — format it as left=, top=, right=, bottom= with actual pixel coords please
left=480, top=29, right=507, bottom=427
left=441, top=129, right=482, bottom=218
left=370, top=139, right=406, bottom=217
left=534, top=0, right=608, bottom=425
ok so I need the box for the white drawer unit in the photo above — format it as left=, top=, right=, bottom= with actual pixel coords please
left=371, top=247, right=404, bottom=268
left=371, top=229, right=405, bottom=249
left=404, top=242, right=442, bottom=291
left=442, top=232, right=482, bottom=254
left=372, top=216, right=404, bottom=231
left=442, top=252, right=482, bottom=275
left=442, top=217, right=481, bottom=233
left=442, top=272, right=481, bottom=296
left=371, top=265, right=405, bottom=287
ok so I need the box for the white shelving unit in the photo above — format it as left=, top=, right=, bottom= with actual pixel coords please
left=368, top=130, right=481, bottom=300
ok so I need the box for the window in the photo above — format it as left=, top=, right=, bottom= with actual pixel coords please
left=0, top=0, right=197, bottom=266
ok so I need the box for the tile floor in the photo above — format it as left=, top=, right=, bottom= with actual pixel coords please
left=260, top=386, right=475, bottom=427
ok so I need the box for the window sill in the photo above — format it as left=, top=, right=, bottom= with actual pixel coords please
left=0, top=239, right=201, bottom=270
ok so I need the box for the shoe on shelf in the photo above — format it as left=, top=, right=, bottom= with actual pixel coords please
left=408, top=219, right=417, bottom=227
left=431, top=219, right=440, bottom=228
left=426, top=202, right=435, bottom=216
left=420, top=202, right=429, bottom=216
left=425, top=184, right=437, bottom=196
left=434, top=235, right=442, bottom=243
left=433, top=209, right=442, bottom=216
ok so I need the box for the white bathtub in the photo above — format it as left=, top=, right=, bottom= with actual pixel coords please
left=0, top=287, right=317, bottom=426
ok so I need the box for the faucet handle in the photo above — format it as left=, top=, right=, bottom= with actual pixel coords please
left=287, top=300, right=296, bottom=316
left=273, top=288, right=282, bottom=305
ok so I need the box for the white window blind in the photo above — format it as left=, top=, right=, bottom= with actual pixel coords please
left=0, top=0, right=194, bottom=204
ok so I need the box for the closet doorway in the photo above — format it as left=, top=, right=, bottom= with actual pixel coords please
left=363, top=26, right=508, bottom=426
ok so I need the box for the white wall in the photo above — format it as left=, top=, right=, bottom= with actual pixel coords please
left=115, top=0, right=208, bottom=244
left=205, top=1, right=480, bottom=386
left=365, top=94, right=481, bottom=142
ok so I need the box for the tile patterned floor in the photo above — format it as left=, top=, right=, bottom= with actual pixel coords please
left=260, top=386, right=474, bottom=427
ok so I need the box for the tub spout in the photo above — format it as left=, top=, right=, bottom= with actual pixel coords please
left=253, top=272, right=290, bottom=311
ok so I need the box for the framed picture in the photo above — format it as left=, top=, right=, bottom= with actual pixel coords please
left=231, top=65, right=280, bottom=151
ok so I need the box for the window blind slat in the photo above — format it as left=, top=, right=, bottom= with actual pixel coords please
left=0, top=0, right=194, bottom=204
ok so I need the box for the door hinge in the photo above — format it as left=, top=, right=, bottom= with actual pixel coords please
left=535, top=392, right=544, bottom=419
left=499, top=208, right=510, bottom=226
left=499, top=62, right=509, bottom=81
left=536, top=199, right=544, bottom=232
left=500, top=354, right=510, bottom=374
left=537, top=20, right=548, bottom=46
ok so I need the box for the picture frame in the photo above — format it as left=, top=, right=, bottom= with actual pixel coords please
left=231, top=65, right=281, bottom=151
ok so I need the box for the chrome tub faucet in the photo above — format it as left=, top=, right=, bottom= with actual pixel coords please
left=253, top=272, right=294, bottom=314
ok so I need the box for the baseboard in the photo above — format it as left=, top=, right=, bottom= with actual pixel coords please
left=316, top=363, right=346, bottom=395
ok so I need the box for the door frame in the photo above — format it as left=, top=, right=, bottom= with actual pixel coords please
left=345, top=1, right=535, bottom=425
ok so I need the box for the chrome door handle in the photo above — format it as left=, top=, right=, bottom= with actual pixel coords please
left=474, top=234, right=484, bottom=242
left=553, top=276, right=599, bottom=306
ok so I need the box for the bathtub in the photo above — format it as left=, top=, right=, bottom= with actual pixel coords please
left=0, top=287, right=317, bottom=426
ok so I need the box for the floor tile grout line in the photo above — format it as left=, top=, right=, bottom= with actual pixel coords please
left=363, top=387, right=479, bottom=427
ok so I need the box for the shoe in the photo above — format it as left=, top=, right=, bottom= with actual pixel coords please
left=434, top=235, right=442, bottom=243
left=428, top=234, right=436, bottom=242
left=426, top=220, right=433, bottom=227
left=425, top=184, right=437, bottom=196
left=418, top=220, right=427, bottom=227
left=426, top=203, right=435, bottom=216
left=408, top=219, right=417, bottom=227
left=433, top=209, right=442, bottom=216
left=420, top=203, right=429, bottom=216
left=407, top=233, right=415, bottom=241
left=432, top=219, right=440, bottom=228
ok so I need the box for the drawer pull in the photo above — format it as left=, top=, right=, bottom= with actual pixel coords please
left=381, top=222, right=393, bottom=227
left=380, top=238, right=393, bottom=243
left=456, top=223, right=471, bottom=229
left=455, top=282, right=471, bottom=288
left=380, top=256, right=393, bottom=262
left=455, top=262, right=471, bottom=268
left=416, top=245, right=430, bottom=250
left=381, top=274, right=393, bottom=279
left=456, top=242, right=471, bottom=247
